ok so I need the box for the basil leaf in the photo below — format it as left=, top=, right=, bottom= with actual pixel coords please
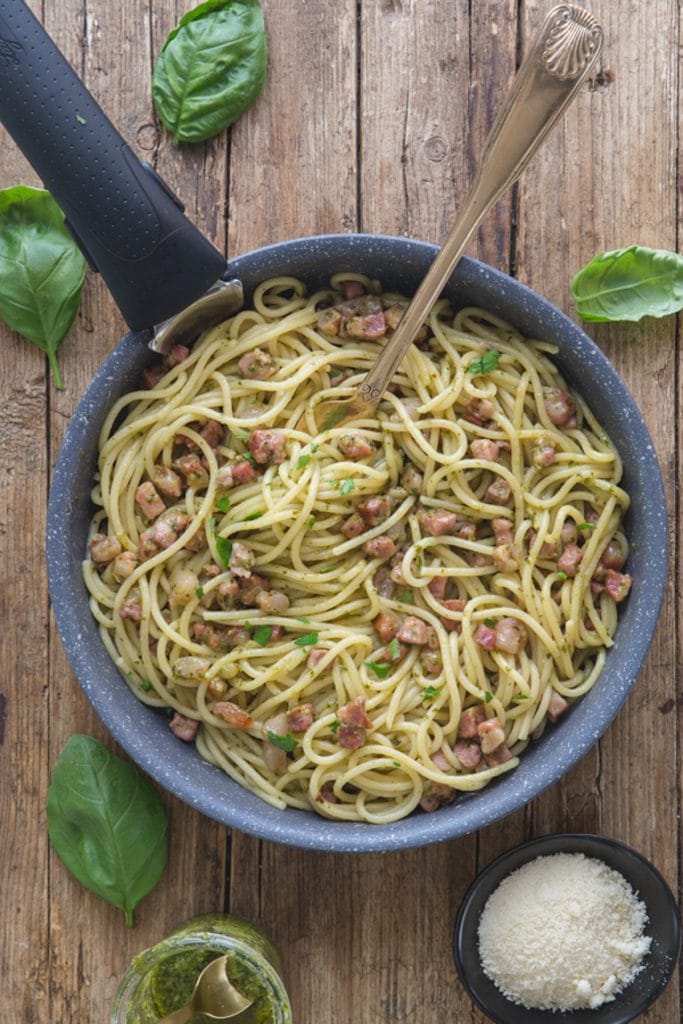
left=468, top=349, right=500, bottom=375
left=340, top=478, right=355, bottom=495
left=297, top=453, right=310, bottom=470
left=216, top=495, right=230, bottom=513
left=0, top=187, right=86, bottom=388
left=252, top=624, right=272, bottom=646
left=215, top=536, right=233, bottom=568
left=46, top=735, right=168, bottom=926
left=365, top=660, right=391, bottom=679
left=266, top=731, right=296, bottom=752
left=571, top=246, right=683, bottom=323
left=294, top=631, right=319, bottom=647
left=153, top=0, right=268, bottom=144
left=422, top=685, right=441, bottom=699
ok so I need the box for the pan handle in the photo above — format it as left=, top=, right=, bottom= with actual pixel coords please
left=0, top=1, right=227, bottom=331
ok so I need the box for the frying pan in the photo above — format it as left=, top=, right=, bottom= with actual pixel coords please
left=0, top=1, right=668, bottom=851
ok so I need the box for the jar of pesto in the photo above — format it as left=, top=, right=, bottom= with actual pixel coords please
left=110, top=913, right=292, bottom=1024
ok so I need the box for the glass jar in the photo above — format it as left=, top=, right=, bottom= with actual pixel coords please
left=110, top=913, right=292, bottom=1024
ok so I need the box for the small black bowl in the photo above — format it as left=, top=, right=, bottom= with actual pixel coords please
left=453, top=833, right=681, bottom=1024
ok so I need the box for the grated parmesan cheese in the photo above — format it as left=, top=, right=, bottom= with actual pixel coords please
left=477, top=852, right=651, bottom=1011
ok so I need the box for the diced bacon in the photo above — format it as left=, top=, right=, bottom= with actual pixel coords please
left=477, top=717, right=506, bottom=754
left=89, top=533, right=122, bottom=564
left=401, top=464, right=423, bottom=494
left=238, top=348, right=277, bottom=380
left=547, top=691, right=569, bottom=722
left=112, top=551, right=138, bottom=580
left=307, top=647, right=328, bottom=668
left=600, top=539, right=625, bottom=570
left=364, top=536, right=396, bottom=559
left=317, top=307, right=343, bottom=336
left=138, top=529, right=159, bottom=561
left=544, top=388, right=577, bottom=428
left=373, top=612, right=400, bottom=643
left=383, top=302, right=406, bottom=332
left=439, top=598, right=466, bottom=632
left=492, top=518, right=514, bottom=546
left=342, top=512, right=365, bottom=538
left=470, top=439, right=500, bottom=462
left=456, top=519, right=478, bottom=542
left=230, top=541, right=254, bottom=578
left=475, top=625, right=497, bottom=650
left=494, top=617, right=527, bottom=654
left=421, top=510, right=457, bottom=536
left=382, top=640, right=406, bottom=663
left=226, top=626, right=252, bottom=647
left=269, top=624, right=284, bottom=644
left=528, top=529, right=558, bottom=559
left=173, top=657, right=210, bottom=680
left=257, top=589, right=290, bottom=614
left=453, top=740, right=482, bottom=771
left=135, top=481, right=166, bottom=520
left=357, top=494, right=393, bottom=527
left=484, top=743, right=513, bottom=767
left=431, top=749, right=451, bottom=772
left=248, top=429, right=286, bottom=465
left=344, top=311, right=386, bottom=340
left=532, top=440, right=556, bottom=468
left=184, top=528, right=207, bottom=553
left=152, top=465, right=182, bottom=498
left=428, top=575, right=448, bottom=600
left=317, top=782, right=339, bottom=804
left=287, top=703, right=315, bottom=732
left=420, top=649, right=443, bottom=677
left=604, top=569, right=632, bottom=602
left=557, top=543, right=584, bottom=577
left=419, top=783, right=455, bottom=812
left=338, top=696, right=372, bottom=749
left=485, top=478, right=512, bottom=506
left=492, top=544, right=520, bottom=572
left=217, top=460, right=258, bottom=490
left=464, top=398, right=495, bottom=425
left=373, top=567, right=396, bottom=598
left=212, top=701, right=252, bottom=729
left=163, top=343, right=190, bottom=368
left=141, top=362, right=166, bottom=390
left=237, top=572, right=268, bottom=606
left=561, top=520, right=578, bottom=545
left=200, top=419, right=224, bottom=449
left=465, top=551, right=492, bottom=568
left=338, top=432, right=375, bottom=460
left=341, top=279, right=365, bottom=299
left=458, top=705, right=487, bottom=739
left=396, top=616, right=428, bottom=645
left=585, top=505, right=600, bottom=524
left=174, top=454, right=209, bottom=489
left=119, top=592, right=142, bottom=622
left=169, top=713, right=199, bottom=742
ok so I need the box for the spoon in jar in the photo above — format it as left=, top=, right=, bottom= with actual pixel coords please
left=155, top=954, right=253, bottom=1024
left=310, top=3, right=603, bottom=433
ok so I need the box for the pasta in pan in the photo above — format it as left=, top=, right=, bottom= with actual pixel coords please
left=84, top=273, right=632, bottom=824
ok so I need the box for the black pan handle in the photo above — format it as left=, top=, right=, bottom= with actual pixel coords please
left=0, top=0, right=227, bottom=331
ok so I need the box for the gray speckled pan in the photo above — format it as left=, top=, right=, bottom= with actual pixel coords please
left=47, top=234, right=668, bottom=853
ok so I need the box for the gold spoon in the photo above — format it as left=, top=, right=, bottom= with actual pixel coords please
left=155, top=954, right=253, bottom=1024
left=311, top=3, right=603, bottom=433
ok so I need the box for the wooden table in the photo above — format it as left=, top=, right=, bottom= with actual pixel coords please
left=1, top=1, right=680, bottom=1020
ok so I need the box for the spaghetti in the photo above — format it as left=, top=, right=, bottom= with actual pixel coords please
left=83, top=274, right=632, bottom=824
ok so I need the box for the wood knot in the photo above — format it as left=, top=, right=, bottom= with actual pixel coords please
left=424, top=136, right=448, bottom=162
left=136, top=123, right=160, bottom=151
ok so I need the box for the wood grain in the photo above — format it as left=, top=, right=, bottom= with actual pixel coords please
left=0, top=1, right=680, bottom=1021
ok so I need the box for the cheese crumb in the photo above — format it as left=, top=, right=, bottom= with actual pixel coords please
left=477, top=852, right=651, bottom=1011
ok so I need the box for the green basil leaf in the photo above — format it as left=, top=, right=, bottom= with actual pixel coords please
left=294, top=631, right=319, bottom=647
left=0, top=187, right=86, bottom=388
left=297, top=453, right=310, bottom=470
left=468, top=349, right=501, bottom=375
left=152, top=0, right=268, bottom=144
left=365, top=660, right=391, bottom=679
left=252, top=624, right=272, bottom=646
left=422, top=685, right=441, bottom=699
left=571, top=246, right=683, bottom=322
left=243, top=509, right=263, bottom=521
left=215, top=535, right=233, bottom=568
left=340, top=478, right=355, bottom=495
left=216, top=495, right=230, bottom=513
left=266, top=731, right=297, bottom=752
left=46, top=735, right=168, bottom=926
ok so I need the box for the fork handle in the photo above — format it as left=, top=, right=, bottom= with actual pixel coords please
left=357, top=3, right=603, bottom=403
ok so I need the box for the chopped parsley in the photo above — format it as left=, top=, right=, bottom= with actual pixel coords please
left=243, top=452, right=257, bottom=466
left=556, top=570, right=568, bottom=581
left=392, top=761, right=401, bottom=768
left=195, top=586, right=205, bottom=599
left=266, top=731, right=297, bottom=752
left=468, top=349, right=501, bottom=375
left=484, top=617, right=497, bottom=628
left=484, top=690, right=494, bottom=703
left=215, top=536, right=233, bottom=569
left=294, top=631, right=319, bottom=647
left=139, top=679, right=152, bottom=692
left=252, top=625, right=273, bottom=646
left=329, top=719, right=340, bottom=733
left=306, top=515, right=316, bottom=530
left=216, top=495, right=230, bottom=513
left=75, top=113, right=87, bottom=125
left=297, top=453, right=310, bottom=470
left=243, top=510, right=264, bottom=521
left=386, top=638, right=401, bottom=660
left=340, top=478, right=355, bottom=495
left=422, top=685, right=441, bottom=700
left=578, top=522, right=596, bottom=531
left=397, top=588, right=413, bottom=603
left=365, top=660, right=392, bottom=679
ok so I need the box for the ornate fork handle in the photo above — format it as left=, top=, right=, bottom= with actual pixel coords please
left=359, top=4, right=603, bottom=406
